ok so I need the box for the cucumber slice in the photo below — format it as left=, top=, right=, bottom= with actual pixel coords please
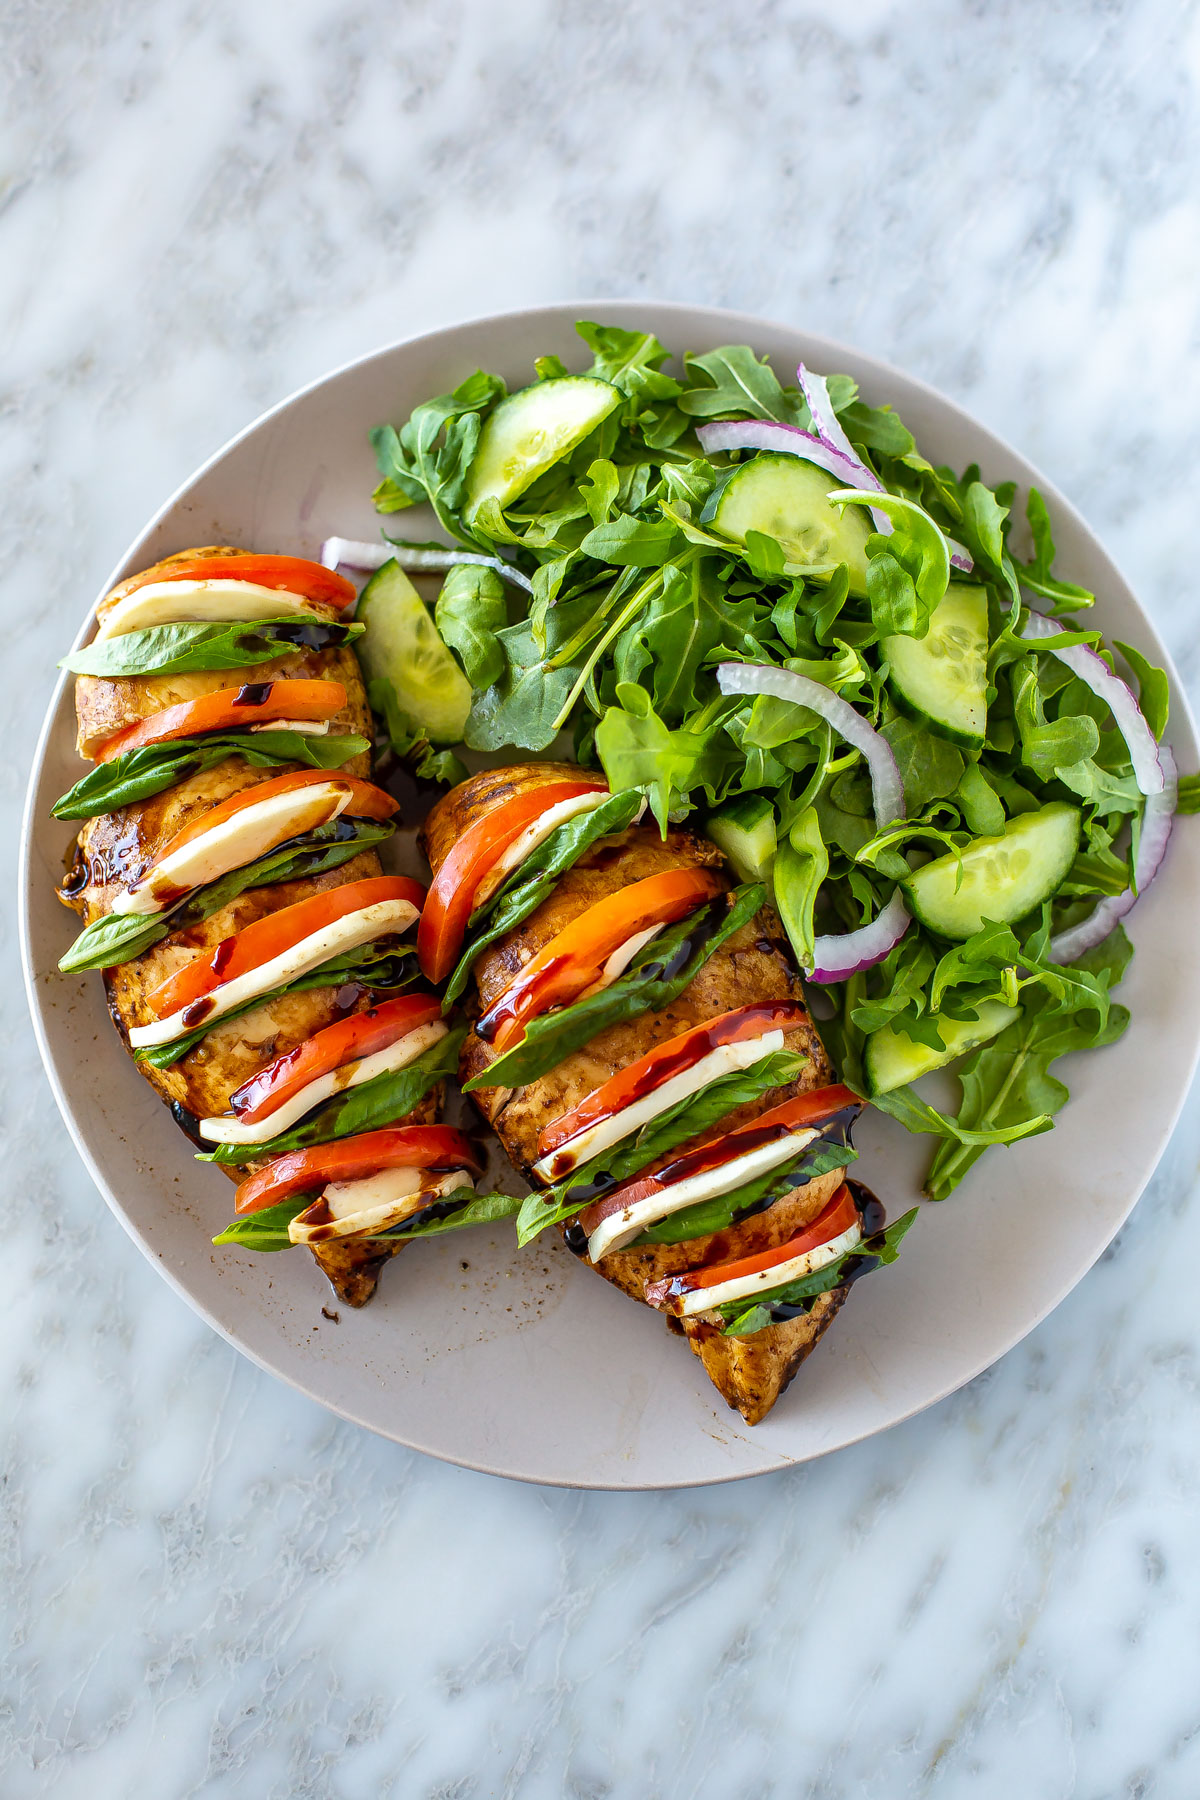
left=356, top=560, right=472, bottom=744
left=700, top=453, right=871, bottom=594
left=904, top=802, right=1081, bottom=940
left=884, top=584, right=989, bottom=748
left=865, top=999, right=1020, bottom=1097
left=706, top=795, right=777, bottom=887
left=465, top=377, right=622, bottom=518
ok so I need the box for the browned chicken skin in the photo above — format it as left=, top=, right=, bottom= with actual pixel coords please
left=421, top=764, right=853, bottom=1425
left=58, top=546, right=433, bottom=1305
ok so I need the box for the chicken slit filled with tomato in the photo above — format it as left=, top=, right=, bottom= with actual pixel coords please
left=420, top=762, right=913, bottom=1427
left=54, top=546, right=467, bottom=1306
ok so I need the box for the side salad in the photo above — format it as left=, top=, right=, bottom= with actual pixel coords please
left=326, top=321, right=1196, bottom=1199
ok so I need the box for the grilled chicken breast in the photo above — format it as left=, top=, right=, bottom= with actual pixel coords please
left=58, top=546, right=434, bottom=1306
left=421, top=764, right=853, bottom=1425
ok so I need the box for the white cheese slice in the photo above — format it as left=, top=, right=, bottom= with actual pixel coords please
left=127, top=897, right=419, bottom=1048
left=114, top=781, right=354, bottom=917
left=531, top=1028, right=786, bottom=1184
left=576, top=924, right=663, bottom=1002
left=676, top=1218, right=862, bottom=1316
left=94, top=579, right=325, bottom=640
left=472, top=791, right=639, bottom=911
left=199, top=1019, right=447, bottom=1145
left=249, top=719, right=332, bottom=736
left=586, top=1124, right=821, bottom=1261
left=288, top=1168, right=473, bottom=1244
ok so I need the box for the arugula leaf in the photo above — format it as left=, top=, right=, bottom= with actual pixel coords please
left=773, top=808, right=828, bottom=970
left=835, top=491, right=950, bottom=638
left=464, top=885, right=766, bottom=1092
left=200, top=1026, right=466, bottom=1164
left=370, top=368, right=506, bottom=542
left=514, top=1049, right=806, bottom=1244
left=137, top=943, right=420, bottom=1070
left=52, top=732, right=370, bottom=820
left=1013, top=489, right=1095, bottom=610
left=1010, top=655, right=1100, bottom=781
left=443, top=789, right=643, bottom=1008
left=678, top=347, right=800, bottom=423
left=595, top=685, right=733, bottom=832
left=719, top=1208, right=918, bottom=1336
left=1113, top=639, right=1169, bottom=742
left=62, top=619, right=363, bottom=678
left=1176, top=774, right=1200, bottom=815
left=636, top=1135, right=857, bottom=1245
left=578, top=515, right=681, bottom=567
left=463, top=589, right=602, bottom=754
left=434, top=563, right=508, bottom=689
left=880, top=714, right=966, bottom=811
left=58, top=818, right=395, bottom=973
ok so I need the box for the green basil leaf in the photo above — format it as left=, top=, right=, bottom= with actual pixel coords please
left=62, top=619, right=363, bottom=678
left=52, top=731, right=370, bottom=820
left=636, top=1135, right=857, bottom=1246
left=199, top=1026, right=466, bottom=1165
left=464, top=884, right=766, bottom=1093
left=213, top=1199, right=309, bottom=1252
left=718, top=1207, right=919, bottom=1335
left=212, top=1181, right=513, bottom=1253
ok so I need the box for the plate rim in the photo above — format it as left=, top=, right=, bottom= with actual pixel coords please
left=21, top=297, right=1200, bottom=1488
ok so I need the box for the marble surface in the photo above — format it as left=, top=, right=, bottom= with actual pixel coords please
left=5, top=0, right=1200, bottom=1792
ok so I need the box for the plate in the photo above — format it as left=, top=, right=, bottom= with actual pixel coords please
left=20, top=302, right=1200, bottom=1489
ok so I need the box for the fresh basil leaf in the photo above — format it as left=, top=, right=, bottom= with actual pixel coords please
left=636, top=1135, right=858, bottom=1246
left=52, top=731, right=370, bottom=820
left=212, top=1180, right=513, bottom=1253
left=465, top=884, right=766, bottom=1093
left=443, top=790, right=643, bottom=1008
left=58, top=819, right=394, bottom=973
left=213, top=1199, right=309, bottom=1252
left=388, top=1187, right=523, bottom=1240
left=718, top=1207, right=918, bottom=1335
left=514, top=1049, right=806, bottom=1244
left=62, top=619, right=363, bottom=678
left=199, top=1026, right=465, bottom=1165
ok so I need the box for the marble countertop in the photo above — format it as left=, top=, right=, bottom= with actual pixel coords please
left=6, top=1, right=1200, bottom=1793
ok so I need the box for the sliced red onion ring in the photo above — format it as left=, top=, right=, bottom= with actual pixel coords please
left=716, top=660, right=910, bottom=981
left=695, top=419, right=867, bottom=489
left=319, top=536, right=533, bottom=594
left=1049, top=745, right=1177, bottom=963
left=1019, top=607, right=1164, bottom=795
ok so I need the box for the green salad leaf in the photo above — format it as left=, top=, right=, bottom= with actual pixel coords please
left=62, top=618, right=363, bottom=678
left=212, top=1182, right=514, bottom=1254
left=53, top=731, right=370, bottom=820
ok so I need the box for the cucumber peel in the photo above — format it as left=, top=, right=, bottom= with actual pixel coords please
left=865, top=999, right=1020, bottom=1096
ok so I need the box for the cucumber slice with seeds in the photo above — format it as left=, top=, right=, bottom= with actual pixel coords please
left=465, top=377, right=622, bottom=519
left=904, top=802, right=1081, bottom=940
left=706, top=795, right=778, bottom=888
left=865, top=999, right=1020, bottom=1096
left=700, top=453, right=871, bottom=594
left=884, top=584, right=989, bottom=748
left=356, top=560, right=472, bottom=744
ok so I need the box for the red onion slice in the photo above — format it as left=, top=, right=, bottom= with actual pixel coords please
left=695, top=418, right=868, bottom=490
left=1019, top=607, right=1164, bottom=795
left=716, top=660, right=911, bottom=982
left=1049, top=745, right=1177, bottom=963
left=319, top=536, right=533, bottom=594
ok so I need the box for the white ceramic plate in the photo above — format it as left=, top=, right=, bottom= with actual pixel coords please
left=21, top=302, right=1200, bottom=1489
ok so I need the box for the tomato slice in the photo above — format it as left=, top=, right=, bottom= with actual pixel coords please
left=234, top=1124, right=484, bottom=1215
left=536, top=999, right=810, bottom=1161
left=230, top=993, right=443, bottom=1123
left=477, top=867, right=724, bottom=1053
left=144, top=874, right=426, bottom=1021
left=417, top=778, right=609, bottom=983
left=155, top=769, right=397, bottom=863
left=644, top=1184, right=861, bottom=1309
left=577, top=1085, right=860, bottom=1238
left=95, top=679, right=347, bottom=763
left=109, top=554, right=356, bottom=610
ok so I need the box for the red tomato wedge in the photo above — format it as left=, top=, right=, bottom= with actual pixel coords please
left=477, top=867, right=724, bottom=1054
left=109, top=554, right=356, bottom=610
left=155, top=768, right=397, bottom=861
left=95, top=680, right=347, bottom=763
left=234, top=1125, right=484, bottom=1215
left=644, top=1184, right=861, bottom=1310
left=536, top=999, right=810, bottom=1162
left=577, top=1085, right=860, bottom=1237
left=229, top=993, right=443, bottom=1123
left=144, top=874, right=425, bottom=1021
left=417, top=778, right=609, bottom=983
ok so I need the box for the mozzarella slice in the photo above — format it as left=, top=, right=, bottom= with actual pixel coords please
left=249, top=719, right=331, bottom=736
left=127, top=898, right=419, bottom=1047
left=586, top=1125, right=821, bottom=1261
left=288, top=1168, right=473, bottom=1245
left=576, top=924, right=664, bottom=1003
left=531, top=1029, right=786, bottom=1184
left=676, top=1219, right=862, bottom=1316
left=94, top=579, right=325, bottom=640
left=472, top=791, right=638, bottom=910
left=199, top=1020, right=447, bottom=1145
left=114, top=781, right=354, bottom=917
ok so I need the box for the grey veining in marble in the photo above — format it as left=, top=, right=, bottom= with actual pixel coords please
left=4, top=0, right=1200, bottom=1794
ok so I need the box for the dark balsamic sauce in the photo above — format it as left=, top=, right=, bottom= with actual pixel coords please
left=59, top=846, right=90, bottom=898
left=170, top=1101, right=205, bottom=1146
left=234, top=682, right=274, bottom=707
left=263, top=621, right=356, bottom=653
left=181, top=995, right=216, bottom=1028
left=562, top=1221, right=589, bottom=1257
